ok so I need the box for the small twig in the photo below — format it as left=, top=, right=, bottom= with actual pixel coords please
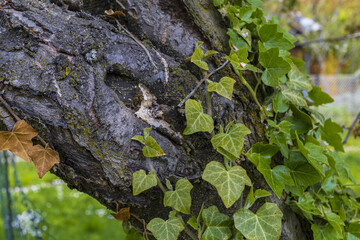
left=177, top=60, right=229, bottom=108
left=0, top=95, right=48, bottom=147
left=111, top=17, right=158, bottom=73
left=342, top=111, right=360, bottom=145
left=114, top=0, right=126, bottom=9
left=130, top=213, right=149, bottom=240
left=154, top=51, right=169, bottom=84
left=296, top=32, right=360, bottom=47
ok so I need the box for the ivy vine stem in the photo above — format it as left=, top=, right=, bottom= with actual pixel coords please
left=182, top=223, right=198, bottom=240
left=146, top=159, right=167, bottom=193
left=238, top=73, right=269, bottom=117
left=203, top=70, right=213, bottom=118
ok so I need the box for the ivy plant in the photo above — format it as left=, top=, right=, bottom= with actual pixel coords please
left=127, top=0, right=360, bottom=239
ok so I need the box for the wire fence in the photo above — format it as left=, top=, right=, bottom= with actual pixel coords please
left=310, top=72, right=360, bottom=125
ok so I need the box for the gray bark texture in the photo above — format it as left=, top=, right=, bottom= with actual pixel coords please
left=0, top=0, right=312, bottom=239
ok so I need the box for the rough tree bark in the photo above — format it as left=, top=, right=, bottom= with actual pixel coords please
left=0, top=0, right=311, bottom=239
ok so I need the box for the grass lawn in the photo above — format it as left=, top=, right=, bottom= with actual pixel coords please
left=0, top=161, right=126, bottom=240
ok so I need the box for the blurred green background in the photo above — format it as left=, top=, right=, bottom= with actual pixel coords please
left=0, top=160, right=127, bottom=240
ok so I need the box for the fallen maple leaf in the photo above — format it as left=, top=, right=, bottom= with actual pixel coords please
left=29, top=145, right=60, bottom=178
left=0, top=120, right=38, bottom=163
left=111, top=207, right=131, bottom=222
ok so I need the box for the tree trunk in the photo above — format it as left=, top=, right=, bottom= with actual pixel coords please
left=0, top=0, right=311, bottom=239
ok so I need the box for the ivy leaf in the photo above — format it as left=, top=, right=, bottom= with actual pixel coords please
left=246, top=142, right=279, bottom=167
left=259, top=24, right=294, bottom=51
left=183, top=99, right=214, bottom=135
left=311, top=223, right=340, bottom=240
left=111, top=207, right=130, bottom=222
left=205, top=50, right=218, bottom=58
left=131, top=128, right=165, bottom=157
left=147, top=216, right=184, bottom=240
left=326, top=152, right=353, bottom=181
left=247, top=143, right=293, bottom=198
left=202, top=161, right=252, bottom=208
left=280, top=84, right=308, bottom=107
left=348, top=223, right=360, bottom=238
left=142, top=136, right=165, bottom=157
left=284, top=151, right=322, bottom=195
left=287, top=65, right=312, bottom=92
left=132, top=170, right=157, bottom=196
left=28, top=145, right=60, bottom=179
left=131, top=135, right=145, bottom=145
left=245, top=187, right=271, bottom=209
left=273, top=91, right=289, bottom=113
left=308, top=86, right=334, bottom=106
left=234, top=203, right=283, bottom=240
left=190, top=42, right=208, bottom=70
left=266, top=120, right=292, bottom=158
left=0, top=120, right=38, bottom=163
left=164, top=179, right=193, bottom=214
left=211, top=123, right=251, bottom=161
left=259, top=48, right=291, bottom=87
left=234, top=27, right=252, bottom=47
left=207, top=77, right=236, bottom=100
left=293, top=196, right=321, bottom=220
left=201, top=206, right=232, bottom=240
left=320, top=119, right=344, bottom=152
left=287, top=104, right=313, bottom=134
left=246, top=0, right=264, bottom=7
left=323, top=211, right=344, bottom=236
left=295, top=133, right=326, bottom=176
left=213, top=0, right=225, bottom=7
left=228, top=29, right=251, bottom=51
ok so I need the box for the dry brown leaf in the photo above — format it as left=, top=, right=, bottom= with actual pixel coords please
left=0, top=120, right=38, bottom=163
left=111, top=207, right=130, bottom=222
left=29, top=145, right=60, bottom=178
left=104, top=9, right=126, bottom=16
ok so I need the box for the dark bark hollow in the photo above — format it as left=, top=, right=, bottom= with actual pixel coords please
left=0, top=0, right=311, bottom=239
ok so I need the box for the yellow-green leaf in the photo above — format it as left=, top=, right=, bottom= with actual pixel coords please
left=201, top=206, right=232, bottom=240
left=202, top=161, right=252, bottom=208
left=164, top=179, right=193, bottom=214
left=147, top=216, right=184, bottom=240
left=132, top=170, right=157, bottom=196
left=211, top=123, right=251, bottom=161
left=131, top=135, right=145, bottom=145
left=207, top=77, right=236, bottom=100
left=234, top=203, right=283, bottom=240
left=190, top=42, right=208, bottom=70
left=183, top=99, right=214, bottom=135
left=142, top=136, right=165, bottom=157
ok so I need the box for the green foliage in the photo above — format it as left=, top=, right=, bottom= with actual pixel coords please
left=146, top=216, right=184, bottom=240
left=207, top=77, right=236, bottom=100
left=259, top=48, right=291, bottom=86
left=164, top=179, right=193, bottom=214
left=201, top=206, right=232, bottom=240
left=202, top=161, right=252, bottom=208
left=211, top=123, right=251, bottom=161
left=132, top=170, right=157, bottom=196
left=128, top=1, right=360, bottom=239
left=131, top=128, right=165, bottom=157
left=183, top=99, right=214, bottom=135
left=234, top=203, right=283, bottom=240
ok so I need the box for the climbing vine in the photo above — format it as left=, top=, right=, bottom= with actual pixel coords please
left=124, top=0, right=360, bottom=239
